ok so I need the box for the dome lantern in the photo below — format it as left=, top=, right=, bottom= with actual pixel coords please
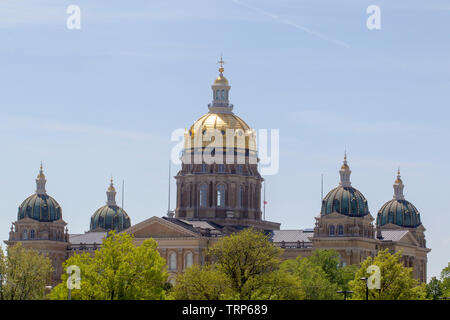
left=209, top=55, right=233, bottom=113
left=106, top=177, right=117, bottom=206
left=393, top=167, right=405, bottom=200
left=36, top=162, right=47, bottom=195
left=339, top=152, right=352, bottom=188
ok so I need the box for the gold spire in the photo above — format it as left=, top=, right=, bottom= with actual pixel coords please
left=213, top=55, right=229, bottom=85
left=341, top=152, right=349, bottom=170
left=108, top=176, right=116, bottom=192
left=395, top=166, right=403, bottom=184
left=37, top=161, right=45, bottom=179
left=217, top=55, right=225, bottom=74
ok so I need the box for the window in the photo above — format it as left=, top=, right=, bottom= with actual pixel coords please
left=216, top=89, right=220, bottom=100
left=201, top=164, right=207, bottom=173
left=236, top=165, right=243, bottom=175
left=169, top=252, right=177, bottom=271
left=30, top=229, right=35, bottom=240
left=338, top=225, right=344, bottom=236
left=217, top=184, right=225, bottom=207
left=23, top=229, right=28, bottom=240
left=329, top=225, right=335, bottom=236
left=237, top=185, right=244, bottom=208
left=218, top=164, right=225, bottom=173
left=199, top=185, right=208, bottom=207
left=185, top=252, right=193, bottom=269
left=221, top=89, right=225, bottom=100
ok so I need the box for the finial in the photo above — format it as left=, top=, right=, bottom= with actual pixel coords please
left=217, top=55, right=225, bottom=74
left=106, top=177, right=117, bottom=206
left=393, top=167, right=405, bottom=200
left=40, top=161, right=43, bottom=172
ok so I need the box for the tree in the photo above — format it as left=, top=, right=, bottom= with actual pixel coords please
left=171, top=228, right=304, bottom=300
left=426, top=277, right=443, bottom=300
left=441, top=263, right=450, bottom=298
left=307, top=249, right=357, bottom=291
left=168, top=265, right=234, bottom=300
left=206, top=228, right=283, bottom=299
left=349, top=249, right=426, bottom=300
left=240, top=269, right=305, bottom=300
left=0, top=243, right=52, bottom=300
left=281, top=256, right=340, bottom=300
left=49, top=231, right=168, bottom=300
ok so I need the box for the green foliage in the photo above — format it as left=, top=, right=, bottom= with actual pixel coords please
left=206, top=228, right=283, bottom=298
left=49, top=231, right=168, bottom=300
left=441, top=262, right=450, bottom=298
left=349, top=249, right=426, bottom=300
left=171, top=228, right=304, bottom=300
left=240, top=269, right=305, bottom=300
left=168, top=265, right=234, bottom=300
left=0, top=243, right=53, bottom=300
left=280, top=249, right=357, bottom=300
left=308, top=249, right=357, bottom=291
left=426, top=277, right=443, bottom=300
left=281, top=255, right=340, bottom=300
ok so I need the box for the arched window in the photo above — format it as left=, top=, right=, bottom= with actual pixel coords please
left=338, top=225, right=344, bottom=236
left=185, top=251, right=193, bottom=269
left=221, top=89, right=225, bottom=100
left=169, top=252, right=177, bottom=271
left=237, top=185, right=244, bottom=208
left=23, top=229, right=28, bottom=240
left=329, top=225, right=335, bottom=236
left=217, top=184, right=225, bottom=207
left=199, top=184, right=208, bottom=207
left=216, top=89, right=220, bottom=100
left=30, top=229, right=35, bottom=240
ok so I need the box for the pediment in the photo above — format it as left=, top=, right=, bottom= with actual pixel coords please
left=123, top=216, right=199, bottom=239
left=398, top=231, right=419, bottom=246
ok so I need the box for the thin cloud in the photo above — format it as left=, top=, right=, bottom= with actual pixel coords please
left=0, top=114, right=163, bottom=142
left=231, top=0, right=350, bottom=48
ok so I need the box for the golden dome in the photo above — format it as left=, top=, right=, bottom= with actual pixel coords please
left=341, top=163, right=349, bottom=170
left=184, top=112, right=256, bottom=151
left=214, top=74, right=229, bottom=85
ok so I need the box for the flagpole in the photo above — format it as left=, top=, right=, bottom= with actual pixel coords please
left=122, top=180, right=124, bottom=209
left=321, top=173, right=324, bottom=201
left=263, top=180, right=266, bottom=221
left=168, top=159, right=171, bottom=214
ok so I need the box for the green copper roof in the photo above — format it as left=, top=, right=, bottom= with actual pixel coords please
left=90, top=205, right=131, bottom=232
left=376, top=199, right=421, bottom=228
left=18, top=194, right=62, bottom=222
left=321, top=186, right=369, bottom=217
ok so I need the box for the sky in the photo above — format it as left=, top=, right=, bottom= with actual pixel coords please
left=0, top=0, right=449, bottom=281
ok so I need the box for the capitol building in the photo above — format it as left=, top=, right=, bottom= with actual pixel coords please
left=4, top=62, right=430, bottom=286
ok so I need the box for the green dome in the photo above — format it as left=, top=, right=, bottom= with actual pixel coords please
left=376, top=199, right=421, bottom=228
left=321, top=186, right=369, bottom=217
left=90, top=205, right=131, bottom=232
left=377, top=170, right=422, bottom=228
left=18, top=194, right=62, bottom=222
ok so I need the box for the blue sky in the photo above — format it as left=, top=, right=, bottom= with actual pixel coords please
left=0, top=0, right=449, bottom=280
